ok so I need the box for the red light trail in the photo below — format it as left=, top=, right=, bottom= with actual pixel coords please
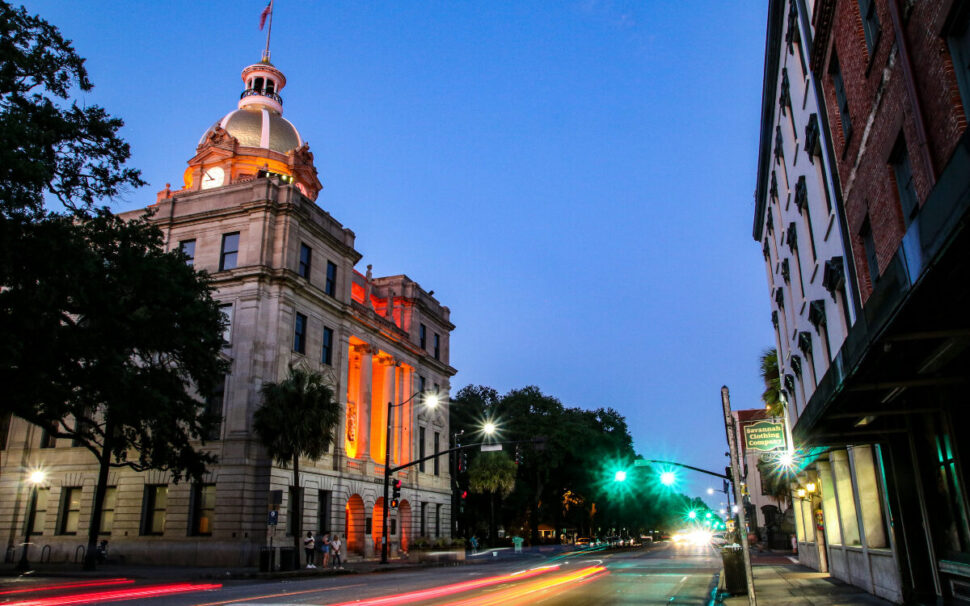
left=6, top=582, right=222, bottom=606
left=0, top=579, right=134, bottom=596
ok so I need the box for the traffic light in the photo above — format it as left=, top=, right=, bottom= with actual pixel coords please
left=460, top=490, right=467, bottom=513
left=660, top=471, right=676, bottom=486
left=391, top=479, right=402, bottom=508
left=514, top=445, right=521, bottom=465
left=458, top=452, right=468, bottom=473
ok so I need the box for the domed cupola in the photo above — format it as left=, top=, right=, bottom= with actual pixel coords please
left=176, top=56, right=323, bottom=202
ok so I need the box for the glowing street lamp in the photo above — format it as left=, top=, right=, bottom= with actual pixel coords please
left=17, top=470, right=46, bottom=573
left=382, top=391, right=440, bottom=564
left=687, top=510, right=697, bottom=520
left=483, top=421, right=496, bottom=436
left=707, top=487, right=714, bottom=495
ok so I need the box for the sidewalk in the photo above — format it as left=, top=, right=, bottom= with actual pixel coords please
left=721, top=560, right=893, bottom=605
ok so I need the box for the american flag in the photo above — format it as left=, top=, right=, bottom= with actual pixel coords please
left=259, top=1, right=273, bottom=30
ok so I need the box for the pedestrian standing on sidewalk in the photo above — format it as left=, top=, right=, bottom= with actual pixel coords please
left=304, top=531, right=316, bottom=568
left=330, top=534, right=343, bottom=569
left=320, top=532, right=331, bottom=568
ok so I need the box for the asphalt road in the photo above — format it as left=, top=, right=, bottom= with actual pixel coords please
left=5, top=541, right=722, bottom=605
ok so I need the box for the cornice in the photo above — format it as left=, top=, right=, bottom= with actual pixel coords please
left=810, top=0, right=836, bottom=74
left=754, top=0, right=786, bottom=242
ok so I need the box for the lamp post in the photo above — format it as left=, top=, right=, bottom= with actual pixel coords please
left=17, top=470, right=46, bottom=573
left=381, top=391, right=438, bottom=564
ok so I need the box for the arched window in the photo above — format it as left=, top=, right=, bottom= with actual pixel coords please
left=254, top=77, right=264, bottom=92
left=266, top=79, right=275, bottom=94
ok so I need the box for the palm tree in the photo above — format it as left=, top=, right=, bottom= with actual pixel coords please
left=254, top=366, right=340, bottom=569
left=760, top=348, right=785, bottom=417
left=468, top=452, right=516, bottom=546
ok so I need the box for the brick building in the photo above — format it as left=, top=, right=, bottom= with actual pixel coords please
left=779, top=0, right=970, bottom=602
left=1, top=52, right=457, bottom=567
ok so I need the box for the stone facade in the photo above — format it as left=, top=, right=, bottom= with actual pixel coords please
left=0, top=57, right=457, bottom=567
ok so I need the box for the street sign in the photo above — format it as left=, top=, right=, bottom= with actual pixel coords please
left=481, top=444, right=502, bottom=452
left=634, top=459, right=649, bottom=467
left=267, top=510, right=278, bottom=526
left=742, top=420, right=786, bottom=451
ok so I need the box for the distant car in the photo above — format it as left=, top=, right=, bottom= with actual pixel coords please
left=575, top=537, right=591, bottom=547
left=710, top=532, right=729, bottom=547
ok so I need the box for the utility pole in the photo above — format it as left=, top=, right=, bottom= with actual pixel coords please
left=722, top=385, right=757, bottom=605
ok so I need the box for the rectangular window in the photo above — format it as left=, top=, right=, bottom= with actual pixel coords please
left=318, top=490, right=332, bottom=533
left=0, top=411, right=10, bottom=450
left=294, top=313, right=307, bottom=354
left=947, top=2, right=970, bottom=119
left=890, top=135, right=919, bottom=226
left=435, top=504, right=442, bottom=538
left=433, top=432, right=440, bottom=476
left=420, top=502, right=427, bottom=536
left=391, top=518, right=397, bottom=535
left=419, top=375, right=426, bottom=393
left=818, top=462, right=842, bottom=546
left=219, top=303, right=233, bottom=344
left=365, top=517, right=373, bottom=535
left=40, top=423, right=56, bottom=448
left=191, top=484, right=216, bottom=536
left=861, top=217, right=879, bottom=285
left=287, top=486, right=302, bottom=536
left=858, top=0, right=880, bottom=54
left=419, top=427, right=426, bottom=473
left=852, top=446, right=887, bottom=548
left=100, top=487, right=117, bottom=535
left=28, top=487, right=49, bottom=535
left=419, top=324, right=427, bottom=349
left=831, top=451, right=861, bottom=545
left=141, top=485, right=168, bottom=535
left=434, top=334, right=440, bottom=360
left=325, top=261, right=337, bottom=297
left=204, top=376, right=224, bottom=441
left=219, top=232, right=240, bottom=271
left=58, top=487, right=82, bottom=535
left=298, top=243, right=312, bottom=279
left=321, top=326, right=333, bottom=365
left=180, top=240, right=196, bottom=266
left=830, top=53, right=852, bottom=141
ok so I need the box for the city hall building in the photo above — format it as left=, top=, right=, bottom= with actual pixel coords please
left=0, top=53, right=456, bottom=566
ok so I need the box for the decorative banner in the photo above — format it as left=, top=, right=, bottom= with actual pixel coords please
left=742, top=420, right=786, bottom=451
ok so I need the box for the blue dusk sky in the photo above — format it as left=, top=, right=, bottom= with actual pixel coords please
left=24, top=1, right=773, bottom=504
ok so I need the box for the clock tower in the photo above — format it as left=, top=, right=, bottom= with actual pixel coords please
left=171, top=58, right=322, bottom=201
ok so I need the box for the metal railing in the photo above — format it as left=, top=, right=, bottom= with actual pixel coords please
left=240, top=88, right=283, bottom=105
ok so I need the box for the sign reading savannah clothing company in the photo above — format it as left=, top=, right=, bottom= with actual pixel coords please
left=742, top=420, right=786, bottom=451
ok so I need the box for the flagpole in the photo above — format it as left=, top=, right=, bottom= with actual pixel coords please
left=263, top=0, right=274, bottom=62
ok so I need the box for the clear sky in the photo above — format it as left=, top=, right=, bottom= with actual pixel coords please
left=25, top=1, right=773, bottom=505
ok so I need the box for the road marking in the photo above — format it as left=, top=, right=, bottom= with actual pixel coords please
left=194, top=583, right=365, bottom=606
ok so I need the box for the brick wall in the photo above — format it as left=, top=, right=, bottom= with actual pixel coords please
left=814, top=0, right=968, bottom=301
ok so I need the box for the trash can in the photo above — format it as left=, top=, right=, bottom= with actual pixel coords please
left=720, top=544, right=747, bottom=595
left=279, top=546, right=296, bottom=571
left=259, top=547, right=274, bottom=572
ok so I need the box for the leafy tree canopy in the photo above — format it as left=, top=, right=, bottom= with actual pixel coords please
left=0, top=1, right=143, bottom=218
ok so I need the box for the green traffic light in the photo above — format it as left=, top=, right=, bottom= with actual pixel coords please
left=660, top=471, right=676, bottom=486
left=688, top=510, right=697, bottom=519
left=614, top=470, right=627, bottom=482
left=705, top=512, right=712, bottom=519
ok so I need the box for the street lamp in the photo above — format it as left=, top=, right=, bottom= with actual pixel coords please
left=381, top=391, right=439, bottom=564
left=18, top=470, right=46, bottom=573
left=483, top=421, right=496, bottom=436
left=707, top=487, right=715, bottom=495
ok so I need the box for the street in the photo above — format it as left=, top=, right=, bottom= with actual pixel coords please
left=2, top=542, right=722, bottom=605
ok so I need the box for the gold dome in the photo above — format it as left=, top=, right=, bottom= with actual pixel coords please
left=199, top=107, right=302, bottom=155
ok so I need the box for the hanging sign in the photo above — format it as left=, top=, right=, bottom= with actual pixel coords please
left=742, top=421, right=786, bottom=451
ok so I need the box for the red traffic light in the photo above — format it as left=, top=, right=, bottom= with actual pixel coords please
left=460, top=490, right=468, bottom=499
left=392, top=479, right=402, bottom=490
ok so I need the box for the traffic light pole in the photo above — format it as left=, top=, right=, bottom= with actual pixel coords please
left=637, top=459, right=730, bottom=480
left=379, top=436, right=544, bottom=565
left=722, top=386, right=757, bottom=605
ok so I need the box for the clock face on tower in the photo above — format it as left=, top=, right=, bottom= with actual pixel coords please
left=201, top=166, right=225, bottom=189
